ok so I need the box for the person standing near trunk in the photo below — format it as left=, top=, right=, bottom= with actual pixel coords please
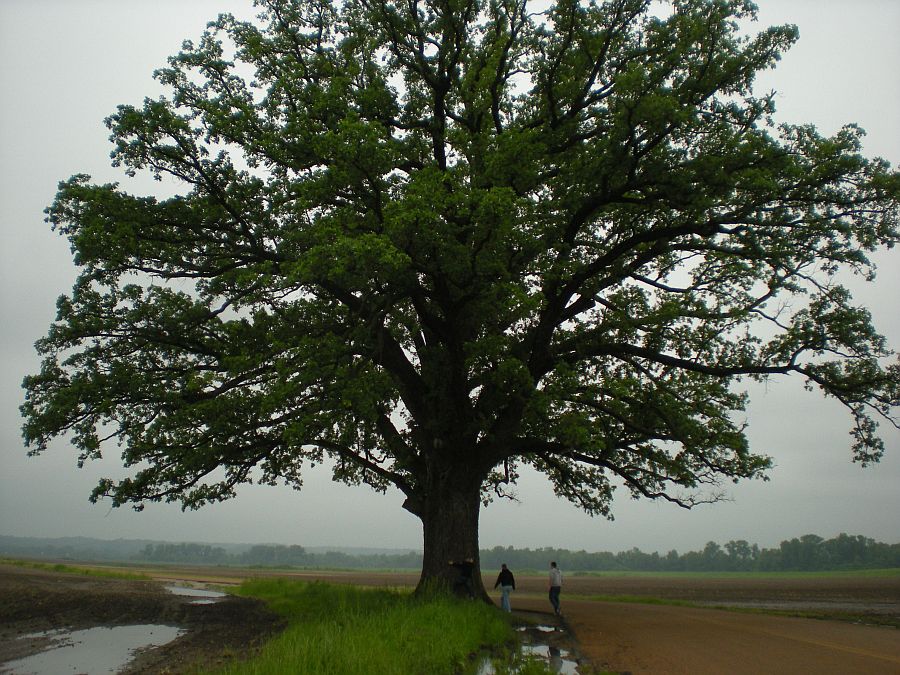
left=493, top=563, right=516, bottom=612
left=449, top=558, right=475, bottom=598
left=548, top=561, right=562, bottom=616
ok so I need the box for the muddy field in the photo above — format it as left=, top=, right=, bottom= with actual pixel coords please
left=0, top=565, right=283, bottom=673
left=1, top=563, right=898, bottom=673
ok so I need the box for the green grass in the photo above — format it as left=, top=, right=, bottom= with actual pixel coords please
left=0, top=557, right=149, bottom=580
left=200, top=579, right=541, bottom=675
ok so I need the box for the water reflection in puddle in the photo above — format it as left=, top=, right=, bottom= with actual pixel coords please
left=476, top=625, right=579, bottom=674
left=165, top=585, right=227, bottom=604
left=521, top=644, right=579, bottom=674
left=1, top=624, right=184, bottom=675
left=518, top=624, right=557, bottom=633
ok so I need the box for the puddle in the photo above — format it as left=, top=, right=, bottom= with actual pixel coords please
left=475, top=646, right=579, bottom=674
left=476, top=625, right=580, bottom=674
left=521, top=644, right=579, bottom=674
left=165, top=585, right=227, bottom=604
left=1, top=624, right=184, bottom=675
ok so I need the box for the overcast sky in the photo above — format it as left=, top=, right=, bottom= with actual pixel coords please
left=1, top=0, right=898, bottom=555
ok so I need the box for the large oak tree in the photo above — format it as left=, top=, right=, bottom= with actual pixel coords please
left=22, top=0, right=899, bottom=597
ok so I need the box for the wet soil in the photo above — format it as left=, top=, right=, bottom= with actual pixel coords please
left=0, top=565, right=284, bottom=674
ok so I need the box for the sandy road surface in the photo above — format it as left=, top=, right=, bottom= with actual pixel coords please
left=511, top=596, right=900, bottom=675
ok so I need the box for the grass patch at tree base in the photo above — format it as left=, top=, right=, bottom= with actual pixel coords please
left=201, top=579, right=524, bottom=674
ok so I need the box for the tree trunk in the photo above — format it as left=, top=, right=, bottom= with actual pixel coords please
left=414, top=467, right=491, bottom=602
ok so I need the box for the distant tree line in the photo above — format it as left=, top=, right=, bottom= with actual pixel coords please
left=131, top=533, right=900, bottom=572
left=133, top=542, right=424, bottom=569
left=482, top=533, right=900, bottom=572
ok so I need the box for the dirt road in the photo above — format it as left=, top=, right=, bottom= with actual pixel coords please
left=511, top=595, right=900, bottom=674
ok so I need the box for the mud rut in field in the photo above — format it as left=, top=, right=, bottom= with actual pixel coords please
left=0, top=566, right=283, bottom=674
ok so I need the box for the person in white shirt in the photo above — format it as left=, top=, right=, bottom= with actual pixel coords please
left=548, top=561, right=562, bottom=615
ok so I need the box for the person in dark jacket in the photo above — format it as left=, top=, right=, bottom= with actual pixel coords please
left=493, top=563, right=516, bottom=612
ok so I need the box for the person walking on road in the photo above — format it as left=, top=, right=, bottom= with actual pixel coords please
left=493, top=563, right=516, bottom=612
left=549, top=561, right=562, bottom=616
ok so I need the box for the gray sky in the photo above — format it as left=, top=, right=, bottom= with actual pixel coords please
left=1, top=0, right=898, bottom=554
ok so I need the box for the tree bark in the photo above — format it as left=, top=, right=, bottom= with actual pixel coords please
left=414, top=466, right=491, bottom=602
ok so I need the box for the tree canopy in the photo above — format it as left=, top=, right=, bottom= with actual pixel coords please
left=22, top=0, right=899, bottom=593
